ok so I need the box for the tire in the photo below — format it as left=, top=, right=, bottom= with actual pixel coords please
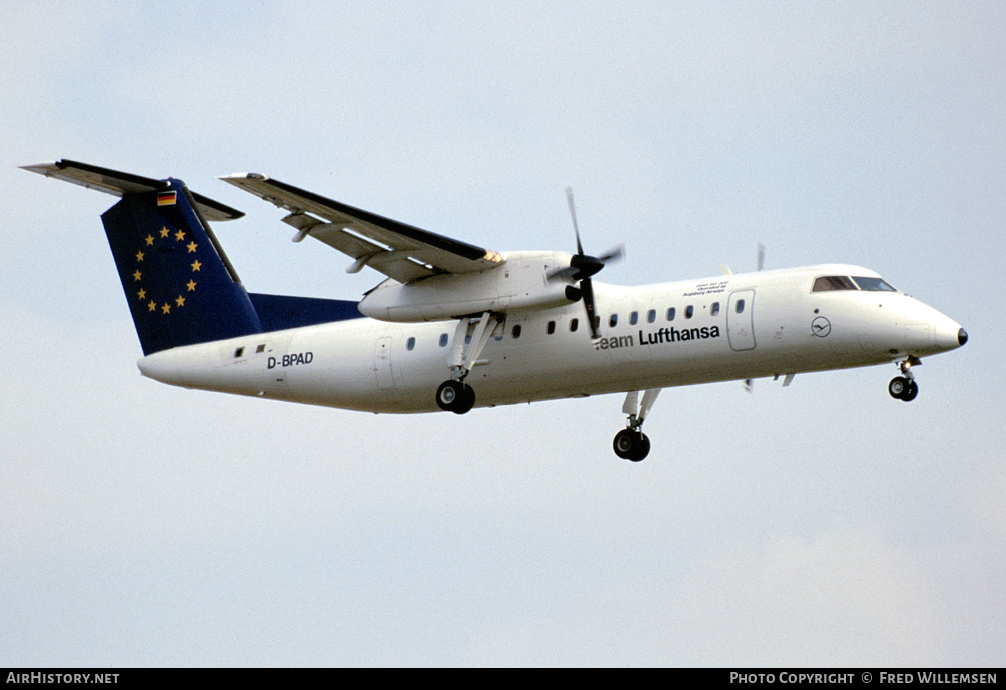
left=631, top=433, right=651, bottom=462
left=436, top=380, right=461, bottom=411
left=614, top=429, right=635, bottom=459
left=902, top=380, right=919, bottom=402
left=436, top=380, right=476, bottom=414
left=613, top=429, right=650, bottom=461
left=888, top=377, right=908, bottom=399
left=454, top=383, right=476, bottom=415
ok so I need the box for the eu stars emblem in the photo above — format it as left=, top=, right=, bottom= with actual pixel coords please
left=132, top=222, right=200, bottom=318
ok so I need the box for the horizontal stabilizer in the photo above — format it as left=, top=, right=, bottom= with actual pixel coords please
left=22, top=159, right=244, bottom=222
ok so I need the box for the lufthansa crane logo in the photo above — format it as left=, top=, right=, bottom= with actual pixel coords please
left=811, top=316, right=831, bottom=337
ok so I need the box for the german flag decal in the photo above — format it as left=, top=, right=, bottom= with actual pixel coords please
left=157, top=191, right=177, bottom=206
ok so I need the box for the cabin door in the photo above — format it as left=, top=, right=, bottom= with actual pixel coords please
left=727, top=290, right=756, bottom=351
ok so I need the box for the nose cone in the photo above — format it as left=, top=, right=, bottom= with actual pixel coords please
left=931, top=317, right=967, bottom=354
left=909, top=306, right=967, bottom=355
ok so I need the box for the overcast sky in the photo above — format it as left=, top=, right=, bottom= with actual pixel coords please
left=2, top=1, right=1003, bottom=666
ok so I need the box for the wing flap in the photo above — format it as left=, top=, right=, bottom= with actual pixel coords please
left=22, top=159, right=244, bottom=222
left=220, top=173, right=504, bottom=281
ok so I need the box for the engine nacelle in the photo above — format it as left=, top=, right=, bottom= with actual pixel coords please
left=358, top=251, right=576, bottom=322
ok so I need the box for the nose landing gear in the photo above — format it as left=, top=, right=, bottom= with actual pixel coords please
left=889, top=355, right=921, bottom=402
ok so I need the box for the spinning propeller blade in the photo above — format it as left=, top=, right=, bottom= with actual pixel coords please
left=557, top=188, right=622, bottom=339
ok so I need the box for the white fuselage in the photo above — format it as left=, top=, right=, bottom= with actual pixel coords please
left=137, top=264, right=965, bottom=413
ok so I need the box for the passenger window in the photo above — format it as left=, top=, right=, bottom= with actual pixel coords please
left=685, top=305, right=694, bottom=319
left=234, top=347, right=244, bottom=358
left=609, top=314, right=618, bottom=328
left=512, top=324, right=522, bottom=339
left=406, top=337, right=416, bottom=351
left=570, top=318, right=579, bottom=333
left=736, top=299, right=746, bottom=314
left=647, top=309, right=656, bottom=323
left=710, top=302, right=720, bottom=316
left=630, top=311, right=638, bottom=325
left=547, top=320, right=556, bottom=335
left=666, top=307, right=676, bottom=321
left=439, top=333, right=448, bottom=347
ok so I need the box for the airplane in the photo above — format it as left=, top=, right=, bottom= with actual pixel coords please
left=23, top=159, right=968, bottom=461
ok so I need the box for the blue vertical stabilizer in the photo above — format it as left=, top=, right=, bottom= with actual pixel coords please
left=101, top=179, right=264, bottom=355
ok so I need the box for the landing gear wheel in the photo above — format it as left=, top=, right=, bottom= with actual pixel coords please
left=456, top=383, right=476, bottom=413
left=889, top=376, right=919, bottom=402
left=902, top=380, right=919, bottom=402
left=613, top=429, right=651, bottom=462
left=436, top=380, right=475, bottom=414
left=888, top=376, right=908, bottom=400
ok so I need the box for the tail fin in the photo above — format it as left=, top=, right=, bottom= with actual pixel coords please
left=26, top=160, right=368, bottom=356
left=101, top=179, right=264, bottom=355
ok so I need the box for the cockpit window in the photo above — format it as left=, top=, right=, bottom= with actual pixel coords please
left=813, top=276, right=857, bottom=292
left=813, top=275, right=898, bottom=293
left=851, top=276, right=897, bottom=292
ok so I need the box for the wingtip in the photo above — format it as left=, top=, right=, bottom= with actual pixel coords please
left=20, top=161, right=60, bottom=175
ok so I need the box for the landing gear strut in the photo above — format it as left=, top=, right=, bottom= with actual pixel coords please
left=889, top=356, right=920, bottom=402
left=614, top=389, right=661, bottom=461
left=435, top=312, right=502, bottom=415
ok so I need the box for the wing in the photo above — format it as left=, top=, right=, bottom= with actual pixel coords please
left=22, top=159, right=244, bottom=222
left=220, top=173, right=504, bottom=283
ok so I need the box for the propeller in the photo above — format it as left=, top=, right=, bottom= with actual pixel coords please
left=548, top=188, right=623, bottom=339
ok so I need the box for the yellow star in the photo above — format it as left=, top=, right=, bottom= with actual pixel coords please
left=145, top=234, right=155, bottom=246
left=175, top=229, right=186, bottom=241
left=186, top=279, right=197, bottom=292
left=138, top=288, right=146, bottom=300
left=160, top=226, right=170, bottom=238
left=191, top=259, right=202, bottom=272
left=136, top=250, right=145, bottom=262
left=175, top=295, right=186, bottom=307
left=162, top=303, right=171, bottom=314
left=148, top=300, right=157, bottom=312
left=186, top=241, right=198, bottom=253
left=132, top=269, right=142, bottom=282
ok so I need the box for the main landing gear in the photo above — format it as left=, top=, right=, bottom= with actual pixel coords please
left=435, top=312, right=502, bottom=415
left=889, top=355, right=921, bottom=402
left=614, top=389, right=661, bottom=461
left=436, top=380, right=475, bottom=414
left=614, top=428, right=650, bottom=462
